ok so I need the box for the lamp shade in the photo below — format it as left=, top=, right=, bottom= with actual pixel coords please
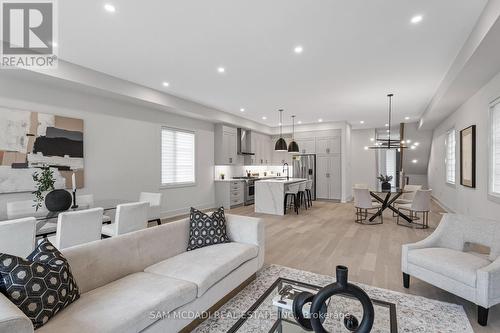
left=288, top=140, right=299, bottom=153
left=275, top=137, right=288, bottom=151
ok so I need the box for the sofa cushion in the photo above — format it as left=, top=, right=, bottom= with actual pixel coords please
left=408, top=247, right=491, bottom=287
left=187, top=207, right=230, bottom=251
left=145, top=242, right=258, bottom=297
left=0, top=239, right=80, bottom=329
left=36, top=272, right=197, bottom=333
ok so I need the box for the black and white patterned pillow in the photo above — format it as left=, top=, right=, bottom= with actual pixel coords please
left=187, top=207, right=230, bottom=251
left=0, top=239, right=80, bottom=329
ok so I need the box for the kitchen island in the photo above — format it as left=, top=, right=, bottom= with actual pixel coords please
left=255, top=178, right=308, bottom=215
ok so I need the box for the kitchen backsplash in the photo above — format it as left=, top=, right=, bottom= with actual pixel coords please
left=214, top=165, right=293, bottom=180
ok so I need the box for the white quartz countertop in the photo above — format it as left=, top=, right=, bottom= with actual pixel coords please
left=214, top=179, right=245, bottom=182
left=256, top=178, right=307, bottom=184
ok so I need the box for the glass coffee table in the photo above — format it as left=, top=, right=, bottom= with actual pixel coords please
left=227, top=278, right=397, bottom=333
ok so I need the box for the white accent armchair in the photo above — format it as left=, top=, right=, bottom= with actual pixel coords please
left=402, top=213, right=500, bottom=326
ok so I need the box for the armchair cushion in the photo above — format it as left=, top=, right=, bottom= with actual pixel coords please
left=408, top=247, right=491, bottom=287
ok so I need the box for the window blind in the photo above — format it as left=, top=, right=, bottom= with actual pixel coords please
left=492, top=103, right=500, bottom=194
left=445, top=130, right=456, bottom=184
left=161, top=128, right=195, bottom=185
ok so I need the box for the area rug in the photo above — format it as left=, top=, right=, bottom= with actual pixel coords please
left=193, top=265, right=473, bottom=332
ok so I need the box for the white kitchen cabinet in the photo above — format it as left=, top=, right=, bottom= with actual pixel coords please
left=315, top=137, right=340, bottom=154
left=316, top=154, right=341, bottom=200
left=295, top=138, right=316, bottom=154
left=215, top=125, right=238, bottom=165
left=215, top=180, right=244, bottom=209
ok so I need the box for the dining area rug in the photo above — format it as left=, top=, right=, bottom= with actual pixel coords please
left=193, top=265, right=473, bottom=333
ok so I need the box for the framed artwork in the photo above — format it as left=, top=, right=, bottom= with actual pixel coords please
left=0, top=107, right=84, bottom=194
left=460, top=125, right=476, bottom=188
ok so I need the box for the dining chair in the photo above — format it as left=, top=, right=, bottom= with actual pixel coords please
left=392, top=184, right=422, bottom=216
left=101, top=202, right=149, bottom=237
left=47, top=208, right=103, bottom=249
left=305, top=180, right=313, bottom=207
left=284, top=183, right=300, bottom=215
left=75, top=194, right=112, bottom=223
left=354, top=183, right=369, bottom=189
left=353, top=188, right=383, bottom=224
left=6, top=200, right=57, bottom=237
left=0, top=217, right=36, bottom=257
left=139, top=192, right=163, bottom=225
left=397, top=189, right=432, bottom=229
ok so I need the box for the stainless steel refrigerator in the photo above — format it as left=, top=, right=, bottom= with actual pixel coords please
left=292, top=154, right=316, bottom=200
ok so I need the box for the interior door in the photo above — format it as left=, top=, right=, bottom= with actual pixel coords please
left=316, top=155, right=330, bottom=199
left=329, top=154, right=341, bottom=199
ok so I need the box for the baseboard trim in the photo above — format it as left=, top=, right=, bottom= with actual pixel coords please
left=431, top=195, right=454, bottom=213
left=160, top=202, right=216, bottom=219
left=179, top=273, right=256, bottom=333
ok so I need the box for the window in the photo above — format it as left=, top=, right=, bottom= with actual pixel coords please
left=385, top=149, right=396, bottom=186
left=445, top=129, right=456, bottom=184
left=161, top=127, right=195, bottom=186
left=490, top=100, right=500, bottom=197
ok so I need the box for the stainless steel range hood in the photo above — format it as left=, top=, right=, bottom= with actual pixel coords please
left=237, top=128, right=255, bottom=156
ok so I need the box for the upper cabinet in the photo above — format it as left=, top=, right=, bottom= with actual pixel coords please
left=215, top=125, right=238, bottom=165
left=295, top=138, right=316, bottom=154
left=316, top=137, right=341, bottom=154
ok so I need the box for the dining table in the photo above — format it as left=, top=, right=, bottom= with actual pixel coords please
left=369, top=187, right=413, bottom=223
left=5, top=199, right=130, bottom=237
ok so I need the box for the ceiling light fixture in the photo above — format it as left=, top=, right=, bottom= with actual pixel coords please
left=412, top=159, right=418, bottom=164
left=294, top=46, right=303, bottom=54
left=275, top=109, right=288, bottom=151
left=104, top=3, right=116, bottom=13
left=217, top=67, right=225, bottom=73
left=162, top=82, right=169, bottom=87
left=318, top=118, right=323, bottom=123
left=360, top=120, right=365, bottom=124
left=405, top=116, right=410, bottom=120
left=297, top=121, right=302, bottom=124
left=288, top=115, right=299, bottom=153
left=414, top=142, right=420, bottom=146
left=262, top=116, right=267, bottom=120
left=240, top=108, right=245, bottom=112
left=411, top=15, right=423, bottom=24
left=385, top=123, right=389, bottom=127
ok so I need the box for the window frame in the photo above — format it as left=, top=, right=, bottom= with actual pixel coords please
left=488, top=97, right=500, bottom=203
left=445, top=128, right=456, bottom=186
left=160, top=126, right=197, bottom=189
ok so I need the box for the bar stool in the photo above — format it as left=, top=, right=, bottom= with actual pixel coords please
left=305, top=180, right=313, bottom=207
left=284, top=183, right=300, bottom=215
left=298, top=181, right=308, bottom=210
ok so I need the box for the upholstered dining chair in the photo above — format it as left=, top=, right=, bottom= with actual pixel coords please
left=48, top=208, right=103, bottom=249
left=395, top=184, right=422, bottom=205
left=402, top=213, right=500, bottom=326
left=396, top=189, right=432, bottom=228
left=101, top=202, right=149, bottom=237
left=75, top=194, right=112, bottom=223
left=0, top=217, right=36, bottom=257
left=353, top=188, right=383, bottom=224
left=6, top=200, right=57, bottom=237
left=139, top=192, right=163, bottom=225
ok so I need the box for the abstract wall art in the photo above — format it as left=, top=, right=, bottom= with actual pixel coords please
left=0, top=107, right=84, bottom=193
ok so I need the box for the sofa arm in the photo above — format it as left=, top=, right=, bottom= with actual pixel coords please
left=225, top=214, right=265, bottom=269
left=477, top=258, right=500, bottom=308
left=0, top=293, right=33, bottom=333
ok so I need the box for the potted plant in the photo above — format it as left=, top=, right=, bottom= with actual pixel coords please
left=32, top=166, right=72, bottom=212
left=376, top=174, right=393, bottom=191
left=220, top=173, right=225, bottom=180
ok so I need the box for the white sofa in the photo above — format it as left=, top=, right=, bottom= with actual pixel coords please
left=402, top=213, right=500, bottom=326
left=0, top=214, right=264, bottom=333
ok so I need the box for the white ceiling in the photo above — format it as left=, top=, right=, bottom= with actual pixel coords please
left=57, top=0, right=487, bottom=128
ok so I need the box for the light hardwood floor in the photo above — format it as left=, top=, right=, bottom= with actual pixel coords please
left=227, top=200, right=499, bottom=332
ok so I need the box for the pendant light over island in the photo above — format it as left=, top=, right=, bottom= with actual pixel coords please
left=288, top=115, right=299, bottom=153
left=275, top=109, right=288, bottom=151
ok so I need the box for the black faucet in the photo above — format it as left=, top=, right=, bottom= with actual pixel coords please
left=283, top=163, right=289, bottom=180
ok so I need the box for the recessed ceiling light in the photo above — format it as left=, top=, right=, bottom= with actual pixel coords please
left=370, top=138, right=375, bottom=142
left=294, top=45, right=303, bottom=54
left=360, top=120, right=365, bottom=124
left=405, top=116, right=410, bottom=120
left=318, top=118, right=323, bottom=123
left=240, top=108, right=245, bottom=112
left=364, top=146, right=369, bottom=150
left=410, top=145, right=416, bottom=150
left=217, top=67, right=225, bottom=73
left=406, top=139, right=411, bottom=143
left=104, top=3, right=116, bottom=13
left=386, top=129, right=390, bottom=133
left=411, top=15, right=423, bottom=24
left=262, top=116, right=267, bottom=120
left=385, top=123, right=389, bottom=127
left=162, top=82, right=169, bottom=87
left=412, top=159, right=418, bottom=164
left=278, top=122, right=282, bottom=126
left=414, top=142, right=420, bottom=146
left=50, top=41, right=58, bottom=47
left=297, top=121, right=302, bottom=124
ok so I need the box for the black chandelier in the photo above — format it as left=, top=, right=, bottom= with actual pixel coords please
left=367, top=94, right=408, bottom=150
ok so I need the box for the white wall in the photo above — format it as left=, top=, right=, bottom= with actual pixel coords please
left=428, top=69, right=500, bottom=219
left=351, top=129, right=378, bottom=190
left=0, top=75, right=215, bottom=220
